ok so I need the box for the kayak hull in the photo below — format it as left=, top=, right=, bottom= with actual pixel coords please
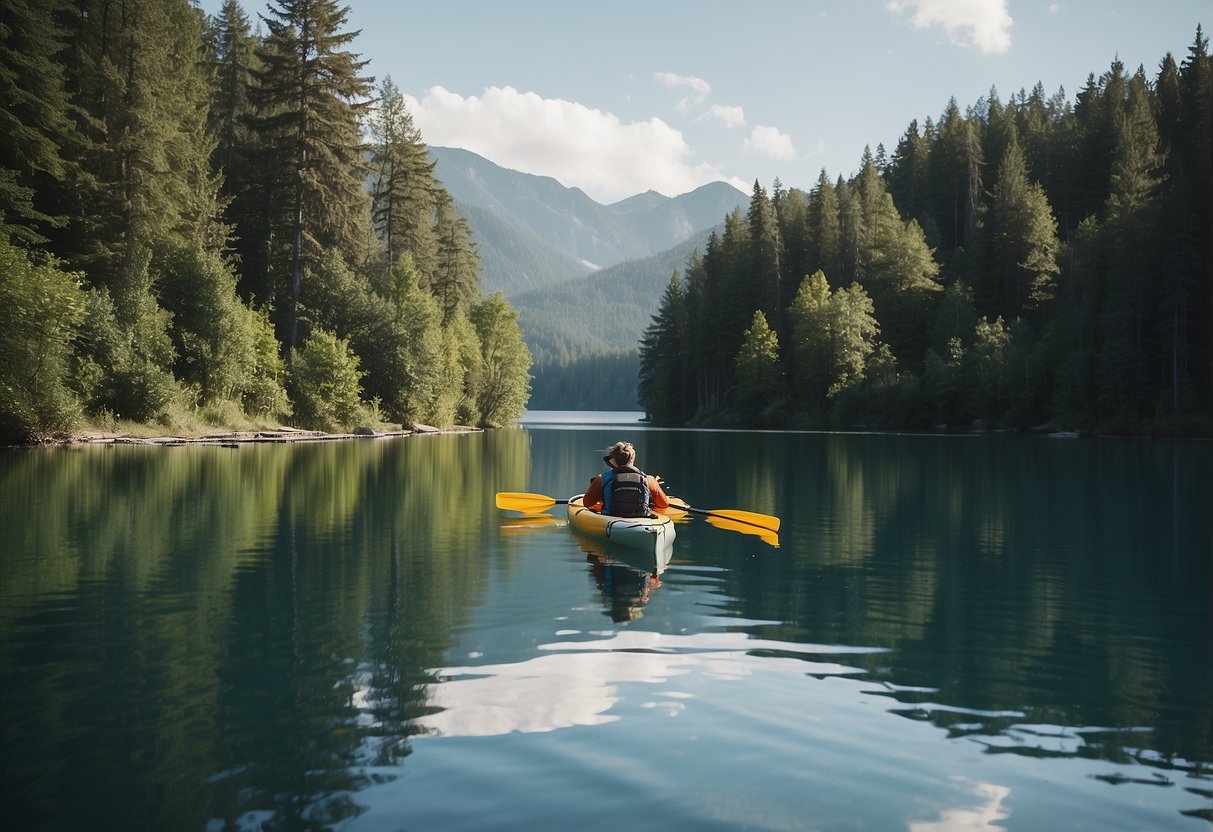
left=566, top=494, right=677, bottom=555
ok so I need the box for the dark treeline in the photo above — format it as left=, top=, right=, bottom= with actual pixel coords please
left=641, top=32, right=1213, bottom=435
left=0, top=0, right=530, bottom=443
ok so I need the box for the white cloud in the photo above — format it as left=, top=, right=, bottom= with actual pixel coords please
left=886, top=0, right=1013, bottom=54
left=654, top=71, right=711, bottom=113
left=744, top=125, right=796, bottom=161
left=704, top=104, right=746, bottom=129
left=404, top=85, right=728, bottom=202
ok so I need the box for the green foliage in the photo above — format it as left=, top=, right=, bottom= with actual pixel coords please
left=638, top=272, right=690, bottom=424
left=250, top=0, right=374, bottom=346
left=156, top=240, right=290, bottom=415
left=73, top=251, right=182, bottom=423
left=788, top=272, right=882, bottom=411
left=640, top=29, right=1213, bottom=435
left=0, top=239, right=86, bottom=441
left=732, top=310, right=784, bottom=425
left=305, top=250, right=445, bottom=425
left=287, top=327, right=365, bottom=432
left=469, top=293, right=532, bottom=427
left=0, top=0, right=76, bottom=245
left=369, top=77, right=439, bottom=276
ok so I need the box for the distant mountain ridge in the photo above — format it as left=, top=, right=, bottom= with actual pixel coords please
left=427, top=146, right=746, bottom=295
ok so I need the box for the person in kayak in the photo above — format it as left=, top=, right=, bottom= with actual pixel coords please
left=583, top=441, right=669, bottom=517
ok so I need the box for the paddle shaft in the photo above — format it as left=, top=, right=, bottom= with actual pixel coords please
left=666, top=501, right=779, bottom=533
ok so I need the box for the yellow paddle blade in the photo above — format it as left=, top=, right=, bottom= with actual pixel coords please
left=705, top=508, right=780, bottom=532
left=706, top=515, right=780, bottom=548
left=495, top=491, right=559, bottom=512
left=667, top=501, right=781, bottom=533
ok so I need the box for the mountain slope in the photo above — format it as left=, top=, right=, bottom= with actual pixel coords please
left=514, top=228, right=713, bottom=365
left=429, top=146, right=745, bottom=294
left=458, top=202, right=593, bottom=296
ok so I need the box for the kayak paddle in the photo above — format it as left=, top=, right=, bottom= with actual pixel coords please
left=495, top=491, right=780, bottom=545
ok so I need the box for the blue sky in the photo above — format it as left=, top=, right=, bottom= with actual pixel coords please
left=200, top=0, right=1209, bottom=203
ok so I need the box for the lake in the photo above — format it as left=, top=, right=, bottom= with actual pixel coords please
left=1, top=413, right=1211, bottom=831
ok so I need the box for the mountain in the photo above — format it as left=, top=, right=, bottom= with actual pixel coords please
left=425, top=146, right=744, bottom=409
left=516, top=230, right=716, bottom=409
left=428, top=146, right=745, bottom=295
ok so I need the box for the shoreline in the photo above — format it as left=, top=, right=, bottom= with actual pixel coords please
left=36, top=423, right=484, bottom=449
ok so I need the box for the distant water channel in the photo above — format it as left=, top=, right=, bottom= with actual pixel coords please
left=2, top=414, right=1211, bottom=830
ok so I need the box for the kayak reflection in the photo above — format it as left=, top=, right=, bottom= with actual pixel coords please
left=575, top=535, right=673, bottom=622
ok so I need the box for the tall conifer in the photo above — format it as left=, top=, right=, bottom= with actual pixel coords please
left=250, top=0, right=373, bottom=346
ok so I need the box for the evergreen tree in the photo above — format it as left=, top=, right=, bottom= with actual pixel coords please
left=208, top=0, right=257, bottom=185
left=982, top=136, right=1061, bottom=320
left=250, top=0, right=374, bottom=346
left=207, top=0, right=264, bottom=297
left=747, top=180, right=783, bottom=333
left=430, top=190, right=480, bottom=325
left=732, top=310, right=783, bottom=425
left=369, top=75, right=438, bottom=273
left=929, top=99, right=984, bottom=252
left=789, top=272, right=882, bottom=411
left=1176, top=27, right=1213, bottom=413
left=787, top=270, right=833, bottom=410
left=774, top=185, right=809, bottom=320
left=862, top=182, right=942, bottom=366
left=1095, top=69, right=1168, bottom=425
left=0, top=0, right=77, bottom=245
left=64, top=0, right=223, bottom=275
left=886, top=119, right=933, bottom=241
left=805, top=169, right=842, bottom=281
left=638, top=271, right=690, bottom=424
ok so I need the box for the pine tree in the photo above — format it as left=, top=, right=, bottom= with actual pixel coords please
left=207, top=0, right=264, bottom=297
left=732, top=310, right=783, bottom=426
left=982, top=136, right=1061, bottom=320
left=638, top=271, right=689, bottom=424
left=805, top=169, right=841, bottom=281
left=430, top=190, right=480, bottom=325
left=930, top=99, right=984, bottom=252
left=747, top=181, right=782, bottom=333
left=369, top=75, right=439, bottom=272
left=1096, top=69, right=1168, bottom=424
left=886, top=119, right=933, bottom=241
left=65, top=0, right=223, bottom=275
left=250, top=0, right=374, bottom=346
left=787, top=270, right=833, bottom=409
left=0, top=0, right=77, bottom=245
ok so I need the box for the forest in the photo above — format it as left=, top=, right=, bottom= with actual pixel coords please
left=0, top=0, right=532, bottom=444
left=640, top=30, right=1213, bottom=436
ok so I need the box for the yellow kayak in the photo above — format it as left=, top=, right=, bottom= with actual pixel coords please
left=566, top=494, right=679, bottom=555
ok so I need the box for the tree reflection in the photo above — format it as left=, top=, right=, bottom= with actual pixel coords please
left=0, top=430, right=532, bottom=830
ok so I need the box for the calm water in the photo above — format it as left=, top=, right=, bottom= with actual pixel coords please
left=1, top=414, right=1211, bottom=831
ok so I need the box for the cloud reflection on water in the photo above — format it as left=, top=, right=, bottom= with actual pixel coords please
left=415, top=630, right=885, bottom=737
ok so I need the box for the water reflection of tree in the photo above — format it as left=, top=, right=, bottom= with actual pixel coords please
left=718, top=434, right=1213, bottom=777
left=0, top=429, right=533, bottom=830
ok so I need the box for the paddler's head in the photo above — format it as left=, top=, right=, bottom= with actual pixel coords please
left=603, top=441, right=636, bottom=468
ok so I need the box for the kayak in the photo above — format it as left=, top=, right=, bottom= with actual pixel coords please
left=566, top=494, right=678, bottom=555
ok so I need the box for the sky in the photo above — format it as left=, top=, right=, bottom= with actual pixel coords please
left=200, top=0, right=1210, bottom=204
